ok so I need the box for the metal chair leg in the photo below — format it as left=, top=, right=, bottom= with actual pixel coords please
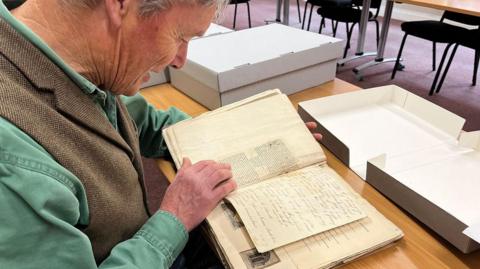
left=246, top=2, right=251, bottom=28
left=392, top=33, right=408, bottom=80
left=430, top=43, right=453, bottom=95
left=432, top=42, right=437, bottom=71
left=307, top=5, right=314, bottom=31
left=436, top=44, right=459, bottom=93
left=319, top=17, right=325, bottom=34
left=343, top=23, right=356, bottom=58
left=296, top=0, right=302, bottom=23
left=233, top=3, right=238, bottom=29
left=332, top=20, right=339, bottom=37
left=345, top=23, right=350, bottom=48
left=473, top=49, right=479, bottom=86
left=302, top=2, right=309, bottom=29
left=374, top=19, right=380, bottom=48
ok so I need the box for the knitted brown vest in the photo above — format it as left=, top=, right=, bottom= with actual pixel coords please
left=0, top=20, right=150, bottom=262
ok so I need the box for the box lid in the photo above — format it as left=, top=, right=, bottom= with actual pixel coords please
left=178, top=24, right=344, bottom=92
left=201, top=23, right=233, bottom=37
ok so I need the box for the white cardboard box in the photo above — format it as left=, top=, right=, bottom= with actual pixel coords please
left=198, top=23, right=233, bottom=38
left=169, top=24, right=344, bottom=109
left=297, top=85, right=480, bottom=253
left=141, top=70, right=170, bottom=88
left=141, top=23, right=233, bottom=88
left=298, top=85, right=465, bottom=178
left=366, top=132, right=480, bottom=253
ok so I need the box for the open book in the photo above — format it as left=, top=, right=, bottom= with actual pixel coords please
left=163, top=90, right=403, bottom=268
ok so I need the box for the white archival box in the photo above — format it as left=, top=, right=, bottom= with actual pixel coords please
left=199, top=23, right=233, bottom=37
left=367, top=132, right=480, bottom=253
left=169, top=23, right=344, bottom=109
left=297, top=85, right=480, bottom=253
left=141, top=23, right=233, bottom=88
left=298, top=85, right=465, bottom=178
left=140, top=69, right=170, bottom=88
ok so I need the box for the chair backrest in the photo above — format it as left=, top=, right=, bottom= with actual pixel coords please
left=229, top=0, right=250, bottom=4
left=442, top=11, right=480, bottom=27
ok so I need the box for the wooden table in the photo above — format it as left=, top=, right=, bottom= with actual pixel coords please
left=140, top=78, right=480, bottom=268
left=396, top=0, right=480, bottom=17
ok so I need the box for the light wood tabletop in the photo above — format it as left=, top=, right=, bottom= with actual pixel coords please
left=140, top=78, right=480, bottom=268
left=396, top=0, right=480, bottom=17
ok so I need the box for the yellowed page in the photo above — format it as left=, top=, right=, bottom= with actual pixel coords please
left=206, top=165, right=403, bottom=269
left=163, top=90, right=326, bottom=185
left=226, top=165, right=367, bottom=252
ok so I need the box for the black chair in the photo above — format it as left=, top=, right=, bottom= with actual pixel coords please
left=302, top=0, right=325, bottom=31
left=293, top=0, right=302, bottom=24
left=352, top=0, right=381, bottom=46
left=391, top=11, right=480, bottom=95
left=302, top=0, right=350, bottom=31
left=316, top=0, right=382, bottom=58
left=435, top=29, right=480, bottom=94
left=230, top=0, right=251, bottom=29
left=230, top=0, right=302, bottom=29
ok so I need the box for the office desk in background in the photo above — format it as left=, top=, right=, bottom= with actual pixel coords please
left=140, top=78, right=480, bottom=268
left=398, top=0, right=480, bottom=17
left=352, top=0, right=480, bottom=78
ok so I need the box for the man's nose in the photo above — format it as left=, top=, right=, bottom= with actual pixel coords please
left=170, top=44, right=188, bottom=69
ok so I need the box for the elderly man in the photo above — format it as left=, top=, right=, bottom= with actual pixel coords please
left=0, top=0, right=236, bottom=267
left=0, top=0, right=322, bottom=268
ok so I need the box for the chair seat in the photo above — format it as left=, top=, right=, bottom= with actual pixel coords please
left=401, top=21, right=468, bottom=43
left=317, top=7, right=373, bottom=23
left=229, top=0, right=249, bottom=4
left=309, top=0, right=352, bottom=6
left=458, top=29, right=480, bottom=49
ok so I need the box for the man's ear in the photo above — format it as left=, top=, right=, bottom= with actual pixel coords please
left=104, top=0, right=132, bottom=29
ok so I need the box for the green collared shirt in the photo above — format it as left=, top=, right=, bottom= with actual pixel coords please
left=0, top=2, right=191, bottom=268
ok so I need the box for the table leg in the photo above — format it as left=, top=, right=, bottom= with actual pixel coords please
left=338, top=0, right=378, bottom=66
left=352, top=0, right=402, bottom=79
left=276, top=0, right=282, bottom=22
left=283, top=0, right=290, bottom=25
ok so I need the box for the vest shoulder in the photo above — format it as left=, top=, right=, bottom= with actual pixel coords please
left=0, top=51, right=32, bottom=91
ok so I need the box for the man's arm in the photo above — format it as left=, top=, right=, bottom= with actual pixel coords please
left=121, top=94, right=190, bottom=158
left=0, top=118, right=187, bottom=268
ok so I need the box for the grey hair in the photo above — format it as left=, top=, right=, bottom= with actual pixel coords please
left=139, top=0, right=228, bottom=17
left=64, top=0, right=228, bottom=18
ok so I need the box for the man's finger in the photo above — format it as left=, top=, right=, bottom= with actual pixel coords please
left=201, top=163, right=231, bottom=178
left=181, top=157, right=192, bottom=169
left=305, top=121, right=317, bottom=130
left=208, top=168, right=233, bottom=189
left=313, top=133, right=323, bottom=141
left=214, top=179, right=237, bottom=200
left=191, top=160, right=217, bottom=172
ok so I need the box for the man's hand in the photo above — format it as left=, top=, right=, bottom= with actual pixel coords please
left=160, top=158, right=237, bottom=231
left=306, top=121, right=322, bottom=141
